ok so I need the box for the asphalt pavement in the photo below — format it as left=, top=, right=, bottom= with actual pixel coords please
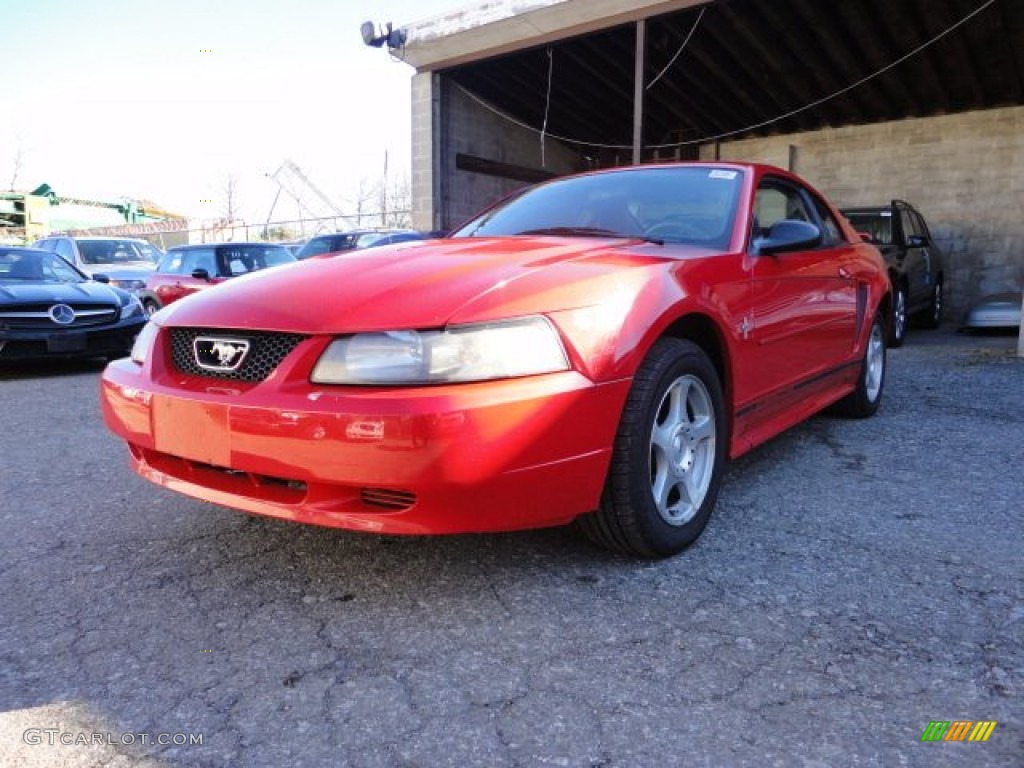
left=0, top=326, right=1021, bottom=767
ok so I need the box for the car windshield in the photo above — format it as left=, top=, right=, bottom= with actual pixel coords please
left=78, top=239, right=160, bottom=266
left=0, top=249, right=86, bottom=283
left=843, top=211, right=894, bottom=245
left=452, top=167, right=743, bottom=250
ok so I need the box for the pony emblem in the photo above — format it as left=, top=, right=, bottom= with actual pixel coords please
left=194, top=336, right=251, bottom=372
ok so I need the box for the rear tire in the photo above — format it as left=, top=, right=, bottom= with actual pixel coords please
left=834, top=312, right=886, bottom=418
left=576, top=338, right=726, bottom=558
left=143, top=299, right=160, bottom=316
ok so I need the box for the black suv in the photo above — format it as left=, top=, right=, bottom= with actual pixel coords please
left=840, top=200, right=945, bottom=346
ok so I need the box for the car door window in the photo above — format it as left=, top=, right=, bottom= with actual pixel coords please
left=809, top=195, right=845, bottom=246
left=911, top=211, right=930, bottom=242
left=753, top=182, right=813, bottom=235
left=182, top=249, right=217, bottom=275
left=753, top=185, right=806, bottom=230
left=901, top=209, right=922, bottom=243
left=157, top=252, right=184, bottom=273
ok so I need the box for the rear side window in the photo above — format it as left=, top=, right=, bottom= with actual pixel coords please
left=844, top=211, right=893, bottom=245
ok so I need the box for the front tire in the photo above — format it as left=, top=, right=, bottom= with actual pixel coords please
left=834, top=312, right=886, bottom=418
left=890, top=283, right=907, bottom=347
left=577, top=339, right=726, bottom=558
left=919, top=282, right=943, bottom=329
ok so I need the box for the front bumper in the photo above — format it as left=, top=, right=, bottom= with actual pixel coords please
left=0, top=318, right=146, bottom=361
left=100, top=353, right=629, bottom=535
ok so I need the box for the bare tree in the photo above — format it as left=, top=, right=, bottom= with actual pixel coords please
left=8, top=142, right=24, bottom=191
left=222, top=173, right=241, bottom=222
left=383, top=173, right=412, bottom=228
left=352, top=179, right=375, bottom=227
left=355, top=172, right=411, bottom=229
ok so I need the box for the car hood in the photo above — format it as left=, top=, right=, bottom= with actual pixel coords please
left=0, top=279, right=121, bottom=305
left=88, top=265, right=156, bottom=280
left=161, top=236, right=695, bottom=332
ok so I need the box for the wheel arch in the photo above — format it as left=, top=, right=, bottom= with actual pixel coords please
left=656, top=312, right=734, bottom=444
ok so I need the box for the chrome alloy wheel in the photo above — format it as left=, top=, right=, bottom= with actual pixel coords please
left=893, top=287, right=906, bottom=343
left=865, top=321, right=885, bottom=402
left=648, top=374, right=716, bottom=526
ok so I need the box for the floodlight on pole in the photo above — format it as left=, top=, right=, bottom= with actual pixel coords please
left=360, top=21, right=406, bottom=49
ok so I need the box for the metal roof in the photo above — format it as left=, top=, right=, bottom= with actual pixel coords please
left=398, top=0, right=1023, bottom=156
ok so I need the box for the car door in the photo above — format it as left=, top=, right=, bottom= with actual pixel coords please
left=153, top=248, right=218, bottom=306
left=895, top=201, right=933, bottom=310
left=746, top=177, right=859, bottom=417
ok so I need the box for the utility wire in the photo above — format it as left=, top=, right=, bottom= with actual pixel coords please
left=540, top=47, right=553, bottom=166
left=454, top=0, right=998, bottom=151
left=646, top=6, right=706, bottom=91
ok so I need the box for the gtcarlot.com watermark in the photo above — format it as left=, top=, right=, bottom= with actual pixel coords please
left=23, top=728, right=203, bottom=747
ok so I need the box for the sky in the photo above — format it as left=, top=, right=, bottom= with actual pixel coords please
left=0, top=0, right=466, bottom=224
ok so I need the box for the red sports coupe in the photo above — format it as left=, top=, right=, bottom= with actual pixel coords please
left=100, top=163, right=890, bottom=558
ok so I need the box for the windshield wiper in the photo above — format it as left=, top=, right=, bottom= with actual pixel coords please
left=516, top=226, right=618, bottom=237
left=516, top=227, right=663, bottom=245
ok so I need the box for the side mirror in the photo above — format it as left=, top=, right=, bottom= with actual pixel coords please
left=857, top=231, right=874, bottom=243
left=191, top=268, right=211, bottom=281
left=92, top=273, right=110, bottom=284
left=753, top=220, right=822, bottom=256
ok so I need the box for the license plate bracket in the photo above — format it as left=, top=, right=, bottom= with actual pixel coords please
left=47, top=333, right=87, bottom=353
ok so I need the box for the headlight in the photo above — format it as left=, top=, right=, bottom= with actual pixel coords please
left=130, top=321, right=160, bottom=365
left=120, top=295, right=145, bottom=320
left=311, top=316, right=569, bottom=385
left=112, top=279, right=145, bottom=291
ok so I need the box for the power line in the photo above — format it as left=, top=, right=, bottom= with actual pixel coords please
left=455, top=0, right=998, bottom=151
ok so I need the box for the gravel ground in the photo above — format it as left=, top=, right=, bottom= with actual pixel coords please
left=0, top=326, right=1021, bottom=767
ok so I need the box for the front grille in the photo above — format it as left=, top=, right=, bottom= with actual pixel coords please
left=0, top=304, right=118, bottom=330
left=169, top=327, right=307, bottom=382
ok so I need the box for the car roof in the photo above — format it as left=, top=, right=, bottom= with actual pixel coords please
left=64, top=236, right=154, bottom=243
left=0, top=245, right=53, bottom=255
left=168, top=242, right=292, bottom=250
left=311, top=229, right=418, bottom=238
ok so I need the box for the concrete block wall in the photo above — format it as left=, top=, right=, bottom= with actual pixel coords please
left=411, top=73, right=439, bottom=233
left=702, top=106, right=1024, bottom=320
left=426, top=76, right=580, bottom=231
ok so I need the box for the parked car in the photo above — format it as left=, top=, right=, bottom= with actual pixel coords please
left=961, top=291, right=1022, bottom=333
left=0, top=246, right=147, bottom=361
left=32, top=235, right=164, bottom=297
left=840, top=200, right=945, bottom=346
left=295, top=229, right=426, bottom=259
left=279, top=240, right=306, bottom=257
left=140, top=242, right=296, bottom=314
left=100, top=162, right=890, bottom=558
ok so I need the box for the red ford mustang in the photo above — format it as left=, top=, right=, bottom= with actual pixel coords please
left=100, top=163, right=890, bottom=558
